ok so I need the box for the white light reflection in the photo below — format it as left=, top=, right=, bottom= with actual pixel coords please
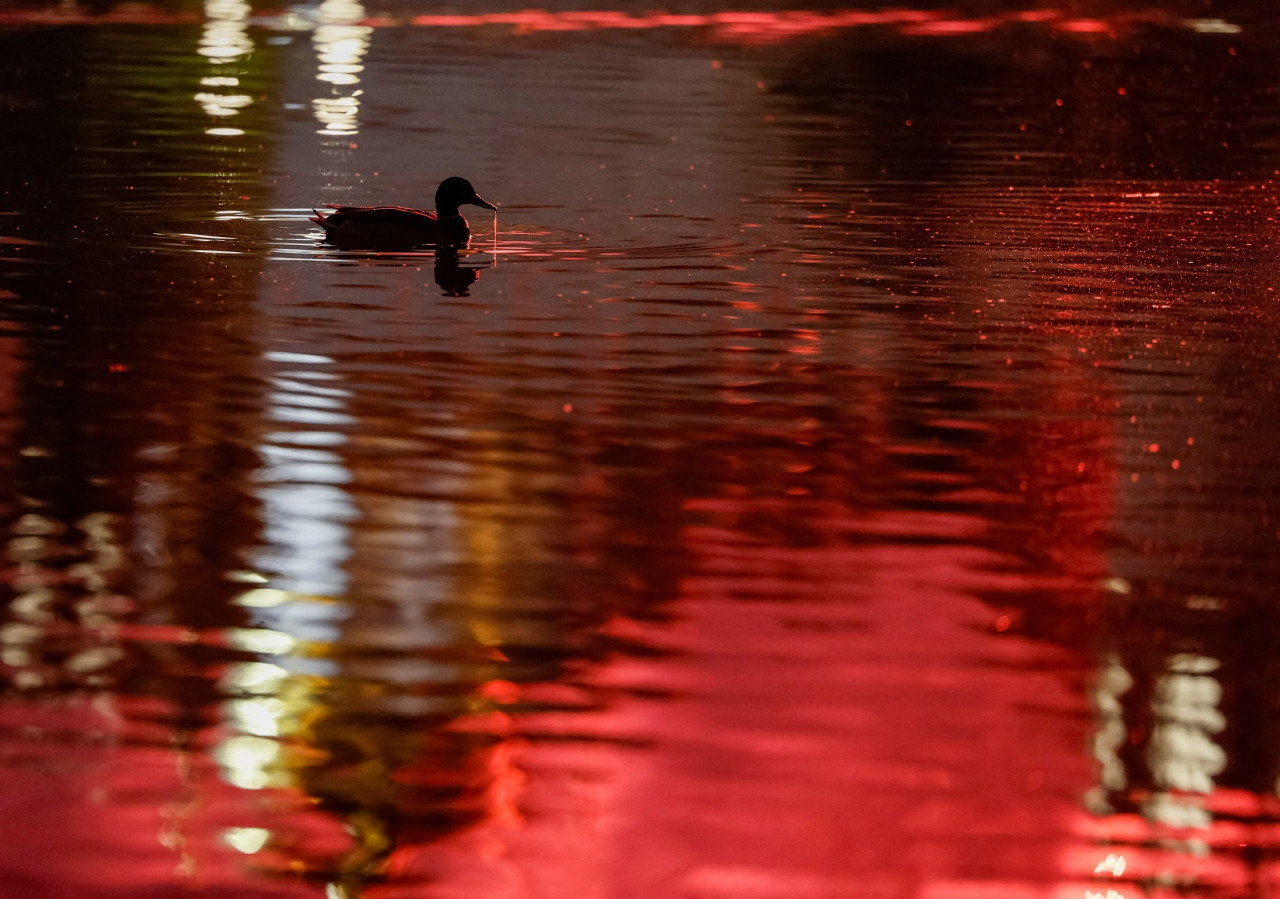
left=227, top=695, right=287, bottom=737
left=210, top=350, right=362, bottom=825
left=216, top=734, right=284, bottom=790
left=225, top=660, right=290, bottom=695
left=1183, top=18, right=1242, bottom=34
left=234, top=587, right=291, bottom=608
left=196, top=0, right=254, bottom=135
left=1093, top=853, right=1126, bottom=877
left=2, top=512, right=129, bottom=692
left=193, top=90, right=253, bottom=117
left=224, top=826, right=271, bottom=854
left=312, top=0, right=372, bottom=135
left=255, top=353, right=356, bottom=598
left=1140, top=652, right=1225, bottom=851
left=1147, top=653, right=1226, bottom=797
left=1085, top=651, right=1133, bottom=815
left=227, top=627, right=298, bottom=656
left=199, top=0, right=252, bottom=60
left=246, top=351, right=356, bottom=679
left=215, top=661, right=292, bottom=793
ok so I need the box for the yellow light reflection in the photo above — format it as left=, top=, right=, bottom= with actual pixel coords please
left=1085, top=651, right=1132, bottom=815
left=198, top=0, right=252, bottom=61
left=1138, top=651, right=1224, bottom=853
left=228, top=696, right=287, bottom=737
left=193, top=91, right=253, bottom=117
left=227, top=627, right=297, bottom=655
left=224, top=826, right=271, bottom=854
left=2, top=511, right=128, bottom=691
left=313, top=0, right=371, bottom=135
left=1183, top=18, right=1242, bottom=34
left=216, top=734, right=285, bottom=790
left=314, top=94, right=363, bottom=135
left=1147, top=653, right=1225, bottom=797
left=234, top=587, right=292, bottom=608
left=224, top=660, right=290, bottom=694
left=196, top=0, right=254, bottom=136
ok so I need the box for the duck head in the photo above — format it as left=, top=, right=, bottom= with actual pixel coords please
left=435, top=176, right=498, bottom=218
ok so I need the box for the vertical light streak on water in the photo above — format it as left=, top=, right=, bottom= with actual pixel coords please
left=1143, top=653, right=1226, bottom=856
left=206, top=350, right=368, bottom=883
left=195, top=0, right=253, bottom=136
left=246, top=350, right=356, bottom=672
left=312, top=0, right=371, bottom=136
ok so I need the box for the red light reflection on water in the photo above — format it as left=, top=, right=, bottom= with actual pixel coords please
left=360, top=366, right=1126, bottom=896
left=0, top=5, right=1205, bottom=40
left=407, top=8, right=1177, bottom=42
left=369, top=529, right=1099, bottom=898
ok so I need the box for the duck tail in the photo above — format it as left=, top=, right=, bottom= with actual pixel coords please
left=310, top=208, right=337, bottom=233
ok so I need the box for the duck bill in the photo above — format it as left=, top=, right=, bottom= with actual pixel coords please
left=472, top=194, right=499, bottom=211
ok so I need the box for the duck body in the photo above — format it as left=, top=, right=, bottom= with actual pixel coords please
left=313, top=204, right=464, bottom=247
left=311, top=177, right=497, bottom=249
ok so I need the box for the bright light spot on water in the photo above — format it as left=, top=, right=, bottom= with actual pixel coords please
left=1184, top=18, right=1242, bottom=34
left=194, top=92, right=253, bottom=115
left=224, top=826, right=271, bottom=854
left=228, top=627, right=297, bottom=655
left=234, top=588, right=291, bottom=608
left=266, top=430, right=347, bottom=447
left=315, top=95, right=362, bottom=135
left=1168, top=653, right=1220, bottom=675
left=1148, top=653, right=1225, bottom=796
left=318, top=58, right=366, bottom=83
left=1144, top=792, right=1211, bottom=829
left=1093, top=853, right=1126, bottom=876
left=228, top=570, right=270, bottom=584
left=216, top=735, right=282, bottom=789
left=267, top=405, right=357, bottom=426
left=206, top=127, right=245, bottom=137
left=313, top=0, right=370, bottom=132
left=265, top=351, right=336, bottom=365
left=229, top=696, right=287, bottom=737
left=224, top=661, right=289, bottom=695
left=199, top=0, right=252, bottom=60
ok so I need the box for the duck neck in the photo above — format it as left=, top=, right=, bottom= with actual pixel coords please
left=439, top=213, right=471, bottom=245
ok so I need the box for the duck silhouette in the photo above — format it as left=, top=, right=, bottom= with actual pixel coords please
left=312, top=177, right=497, bottom=248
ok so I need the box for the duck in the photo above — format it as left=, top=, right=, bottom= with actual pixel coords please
left=311, top=176, right=497, bottom=248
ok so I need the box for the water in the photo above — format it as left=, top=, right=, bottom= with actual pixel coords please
left=1, top=3, right=1280, bottom=897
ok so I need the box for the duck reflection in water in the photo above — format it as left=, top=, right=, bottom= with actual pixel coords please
left=311, top=176, right=497, bottom=249
left=433, top=246, right=483, bottom=296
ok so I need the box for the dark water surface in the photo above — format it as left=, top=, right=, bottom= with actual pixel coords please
left=2, top=3, right=1280, bottom=897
